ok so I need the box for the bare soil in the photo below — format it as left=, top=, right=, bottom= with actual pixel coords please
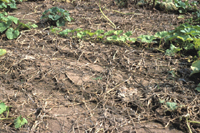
left=0, top=0, right=200, bottom=132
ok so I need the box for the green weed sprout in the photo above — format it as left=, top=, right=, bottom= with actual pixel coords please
left=0, top=102, right=28, bottom=129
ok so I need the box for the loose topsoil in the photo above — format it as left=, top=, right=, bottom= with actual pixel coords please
left=0, top=0, right=200, bottom=132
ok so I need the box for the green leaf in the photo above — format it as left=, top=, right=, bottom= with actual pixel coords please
left=31, top=24, right=38, bottom=28
left=77, top=31, right=87, bottom=38
left=137, top=35, right=155, bottom=43
left=128, top=37, right=136, bottom=42
left=177, top=35, right=193, bottom=42
left=195, top=83, right=200, bottom=92
left=7, top=2, right=17, bottom=9
left=106, top=35, right=118, bottom=41
left=59, top=29, right=72, bottom=36
left=65, top=14, right=71, bottom=22
left=166, top=102, right=177, bottom=110
left=165, top=44, right=182, bottom=56
left=5, top=28, right=20, bottom=39
left=56, top=19, right=65, bottom=27
left=116, top=36, right=126, bottom=42
left=123, top=31, right=132, bottom=37
left=7, top=16, right=18, bottom=24
left=14, top=115, right=28, bottom=129
left=74, top=28, right=82, bottom=32
left=86, top=31, right=95, bottom=37
left=103, top=30, right=115, bottom=36
left=114, top=30, right=123, bottom=35
left=190, top=60, right=200, bottom=76
left=0, top=20, right=12, bottom=33
left=0, top=49, right=6, bottom=57
left=0, top=102, right=7, bottom=114
left=95, top=29, right=104, bottom=36
left=194, top=38, right=200, bottom=50
left=183, top=43, right=194, bottom=50
left=50, top=27, right=62, bottom=33
left=0, top=2, right=7, bottom=9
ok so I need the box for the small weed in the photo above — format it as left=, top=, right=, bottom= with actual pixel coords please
left=14, top=115, right=28, bottom=129
left=0, top=102, right=28, bottom=129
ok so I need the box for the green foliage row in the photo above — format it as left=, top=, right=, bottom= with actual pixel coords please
left=50, top=23, right=200, bottom=58
left=50, top=22, right=200, bottom=89
left=51, top=27, right=136, bottom=43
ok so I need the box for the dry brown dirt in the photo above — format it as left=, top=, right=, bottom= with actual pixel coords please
left=0, top=0, right=200, bottom=132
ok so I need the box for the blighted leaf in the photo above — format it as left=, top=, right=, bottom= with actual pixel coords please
left=0, top=49, right=6, bottom=57
left=5, top=28, right=20, bottom=39
left=166, top=102, right=177, bottom=110
left=0, top=102, right=7, bottom=114
left=14, top=115, right=28, bottom=129
left=190, top=60, right=200, bottom=76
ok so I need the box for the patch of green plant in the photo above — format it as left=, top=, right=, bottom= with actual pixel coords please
left=174, top=0, right=198, bottom=13
left=143, top=23, right=200, bottom=56
left=0, top=12, right=37, bottom=39
left=159, top=100, right=178, bottom=111
left=40, top=7, right=73, bottom=27
left=0, top=0, right=22, bottom=10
